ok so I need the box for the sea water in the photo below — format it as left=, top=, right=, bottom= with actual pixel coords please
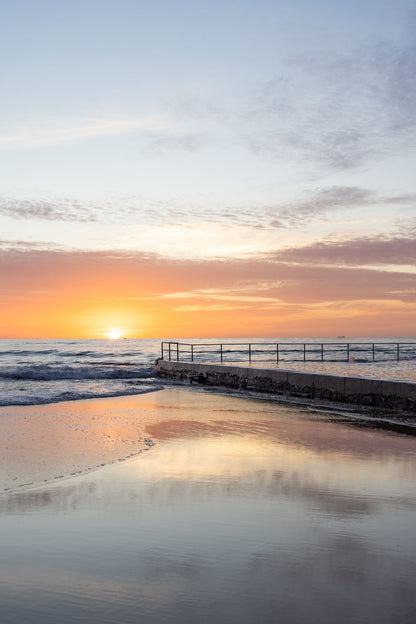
left=0, top=338, right=162, bottom=406
left=0, top=337, right=415, bottom=407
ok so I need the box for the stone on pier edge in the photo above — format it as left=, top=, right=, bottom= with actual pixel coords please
left=154, top=359, right=416, bottom=415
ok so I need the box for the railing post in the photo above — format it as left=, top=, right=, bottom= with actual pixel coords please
left=176, top=342, right=179, bottom=362
left=397, top=343, right=400, bottom=361
left=168, top=342, right=171, bottom=361
left=303, top=344, right=306, bottom=361
left=220, top=344, right=223, bottom=363
left=276, top=343, right=279, bottom=362
left=191, top=344, right=194, bottom=362
left=161, top=342, right=164, bottom=359
left=347, top=343, right=350, bottom=361
left=248, top=344, right=251, bottom=364
left=372, top=343, right=375, bottom=360
left=321, top=343, right=323, bottom=361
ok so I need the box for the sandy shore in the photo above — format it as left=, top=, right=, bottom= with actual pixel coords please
left=1, top=388, right=416, bottom=623
left=0, top=391, right=163, bottom=492
left=2, top=387, right=416, bottom=493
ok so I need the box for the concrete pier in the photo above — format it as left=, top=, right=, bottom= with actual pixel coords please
left=154, top=359, right=416, bottom=415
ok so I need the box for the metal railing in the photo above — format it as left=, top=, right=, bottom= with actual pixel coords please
left=161, top=341, right=416, bottom=364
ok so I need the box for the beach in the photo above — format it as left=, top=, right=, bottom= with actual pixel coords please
left=1, top=387, right=416, bottom=623
left=2, top=0, right=415, bottom=620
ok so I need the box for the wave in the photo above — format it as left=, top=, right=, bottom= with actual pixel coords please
left=59, top=351, right=135, bottom=358
left=58, top=350, right=147, bottom=358
left=0, top=384, right=163, bottom=407
left=0, top=364, right=154, bottom=381
left=0, top=349, right=59, bottom=357
left=0, top=349, right=149, bottom=359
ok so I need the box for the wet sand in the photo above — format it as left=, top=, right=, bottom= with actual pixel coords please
left=0, top=392, right=161, bottom=491
left=1, top=388, right=416, bottom=623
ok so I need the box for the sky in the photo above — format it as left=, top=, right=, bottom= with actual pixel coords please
left=0, top=0, right=415, bottom=338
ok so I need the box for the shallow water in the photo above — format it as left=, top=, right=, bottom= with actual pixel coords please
left=0, top=388, right=415, bottom=623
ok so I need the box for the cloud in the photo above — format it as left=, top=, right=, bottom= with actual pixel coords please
left=0, top=196, right=98, bottom=222
left=397, top=215, right=416, bottom=238
left=1, top=247, right=414, bottom=305
left=219, top=186, right=415, bottom=233
left=245, top=38, right=416, bottom=170
left=0, top=193, right=190, bottom=225
left=141, top=132, right=205, bottom=156
left=0, top=239, right=64, bottom=251
left=259, top=186, right=376, bottom=230
left=272, top=235, right=416, bottom=267
left=0, top=115, right=172, bottom=148
left=2, top=185, right=412, bottom=232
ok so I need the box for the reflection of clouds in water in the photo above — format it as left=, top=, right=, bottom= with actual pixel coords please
left=145, top=414, right=416, bottom=463
left=2, top=386, right=416, bottom=501
left=1, top=389, right=416, bottom=624
left=242, top=534, right=414, bottom=624
left=2, top=430, right=415, bottom=521
left=2, top=491, right=415, bottom=624
left=0, top=565, right=168, bottom=620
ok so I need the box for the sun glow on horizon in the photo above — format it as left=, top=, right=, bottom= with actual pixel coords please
left=106, top=327, right=124, bottom=339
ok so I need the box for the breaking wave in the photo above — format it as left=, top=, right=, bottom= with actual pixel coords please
left=0, top=364, right=153, bottom=381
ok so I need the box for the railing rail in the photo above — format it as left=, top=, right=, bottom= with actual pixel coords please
left=160, top=341, right=416, bottom=364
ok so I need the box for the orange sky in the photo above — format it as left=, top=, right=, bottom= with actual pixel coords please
left=1, top=248, right=415, bottom=338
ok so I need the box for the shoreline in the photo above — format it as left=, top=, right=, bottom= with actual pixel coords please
left=0, top=392, right=160, bottom=494
left=2, top=384, right=416, bottom=497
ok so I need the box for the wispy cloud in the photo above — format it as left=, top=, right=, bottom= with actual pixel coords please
left=141, top=132, right=205, bottom=156
left=1, top=247, right=414, bottom=305
left=0, top=239, right=64, bottom=252
left=257, top=186, right=377, bottom=230
left=0, top=196, right=98, bottom=222
left=2, top=186, right=413, bottom=232
left=271, top=235, right=416, bottom=268
left=244, top=38, right=416, bottom=170
left=0, top=115, right=172, bottom=148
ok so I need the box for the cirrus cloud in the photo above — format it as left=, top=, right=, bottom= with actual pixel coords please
left=0, top=115, right=173, bottom=148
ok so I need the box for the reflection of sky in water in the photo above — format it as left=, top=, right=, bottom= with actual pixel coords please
left=0, top=388, right=415, bottom=624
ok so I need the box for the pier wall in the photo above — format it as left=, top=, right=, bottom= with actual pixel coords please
left=154, top=359, right=416, bottom=414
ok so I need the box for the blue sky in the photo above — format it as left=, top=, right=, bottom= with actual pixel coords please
left=0, top=1, right=415, bottom=337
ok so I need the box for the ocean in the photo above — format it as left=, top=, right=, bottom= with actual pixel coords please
left=0, top=337, right=415, bottom=408
left=0, top=338, right=162, bottom=407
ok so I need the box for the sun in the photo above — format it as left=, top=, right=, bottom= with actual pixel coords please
left=106, top=327, right=123, bottom=339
